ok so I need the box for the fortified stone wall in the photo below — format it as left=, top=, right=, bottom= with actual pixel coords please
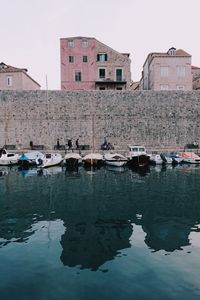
left=0, top=90, right=200, bottom=151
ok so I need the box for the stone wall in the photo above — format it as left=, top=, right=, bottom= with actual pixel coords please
left=0, top=90, right=200, bottom=150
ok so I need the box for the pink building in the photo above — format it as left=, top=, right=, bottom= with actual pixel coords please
left=60, top=37, right=131, bottom=90
left=141, top=47, right=192, bottom=90
left=0, top=62, right=40, bottom=90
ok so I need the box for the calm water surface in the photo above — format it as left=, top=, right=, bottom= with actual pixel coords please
left=0, top=164, right=200, bottom=300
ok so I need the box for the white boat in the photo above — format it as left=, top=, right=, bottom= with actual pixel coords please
left=82, top=153, right=103, bottom=166
left=160, top=153, right=173, bottom=164
left=180, top=152, right=200, bottom=164
left=64, top=152, right=82, bottom=167
left=18, top=151, right=45, bottom=166
left=149, top=154, right=163, bottom=165
left=104, top=152, right=127, bottom=167
left=169, top=152, right=184, bottom=164
left=37, top=153, right=63, bottom=168
left=0, top=148, right=19, bottom=165
left=127, top=145, right=150, bottom=167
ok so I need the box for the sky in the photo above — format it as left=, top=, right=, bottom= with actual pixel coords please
left=1, top=0, right=200, bottom=90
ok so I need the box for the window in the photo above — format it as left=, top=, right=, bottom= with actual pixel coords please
left=75, top=71, right=81, bottom=81
left=160, top=66, right=169, bottom=77
left=160, top=84, right=169, bottom=90
left=177, top=66, right=185, bottom=77
left=97, top=53, right=107, bottom=62
left=168, top=47, right=176, bottom=56
left=83, top=56, right=88, bottom=63
left=67, top=40, right=74, bottom=48
left=116, top=87, right=123, bottom=90
left=116, top=69, right=122, bottom=81
left=6, top=76, right=12, bottom=86
left=69, top=56, right=74, bottom=63
left=177, top=85, right=185, bottom=90
left=99, top=87, right=105, bottom=90
left=82, top=39, right=88, bottom=47
left=99, top=68, right=106, bottom=79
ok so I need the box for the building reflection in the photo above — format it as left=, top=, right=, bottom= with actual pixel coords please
left=60, top=220, right=133, bottom=271
left=142, top=217, right=193, bottom=252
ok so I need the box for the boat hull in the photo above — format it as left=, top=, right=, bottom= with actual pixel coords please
left=128, top=154, right=150, bottom=168
left=65, top=158, right=80, bottom=168
left=105, top=159, right=127, bottom=167
left=0, top=158, right=18, bottom=165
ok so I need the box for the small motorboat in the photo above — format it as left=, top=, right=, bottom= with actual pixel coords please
left=0, top=148, right=19, bottom=165
left=149, top=154, right=163, bottom=165
left=180, top=152, right=200, bottom=164
left=37, top=153, right=63, bottom=168
left=127, top=145, right=150, bottom=168
left=104, top=152, right=127, bottom=167
left=160, top=153, right=173, bottom=164
left=82, top=153, right=103, bottom=166
left=18, top=151, right=45, bottom=167
left=169, top=152, right=184, bottom=164
left=64, top=152, right=82, bottom=168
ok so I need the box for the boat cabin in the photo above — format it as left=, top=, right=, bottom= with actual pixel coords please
left=128, top=145, right=147, bottom=156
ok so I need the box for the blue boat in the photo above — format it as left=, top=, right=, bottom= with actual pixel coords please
left=18, top=151, right=44, bottom=167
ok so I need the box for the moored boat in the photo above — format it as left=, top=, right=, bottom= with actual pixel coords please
left=127, top=145, right=150, bottom=168
left=104, top=152, right=127, bottom=167
left=169, top=152, right=184, bottom=164
left=180, top=152, right=200, bottom=164
left=160, top=153, right=173, bottom=164
left=64, top=152, right=82, bottom=168
left=18, top=151, right=44, bottom=167
left=0, top=148, right=19, bottom=166
left=82, top=153, right=103, bottom=166
left=149, top=154, right=163, bottom=165
left=37, top=153, right=63, bottom=168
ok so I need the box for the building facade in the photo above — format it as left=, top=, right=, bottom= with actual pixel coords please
left=0, top=62, right=40, bottom=90
left=60, top=37, right=131, bottom=90
left=141, top=48, right=192, bottom=91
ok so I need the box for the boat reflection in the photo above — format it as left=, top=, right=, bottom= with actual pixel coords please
left=65, top=166, right=81, bottom=178
left=128, top=165, right=150, bottom=176
left=105, top=165, right=127, bottom=173
left=18, top=167, right=39, bottom=177
left=40, top=166, right=63, bottom=176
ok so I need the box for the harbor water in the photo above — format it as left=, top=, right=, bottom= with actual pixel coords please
left=0, top=164, right=200, bottom=300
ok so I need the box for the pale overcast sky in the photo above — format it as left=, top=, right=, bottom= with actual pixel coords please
left=1, top=0, right=200, bottom=89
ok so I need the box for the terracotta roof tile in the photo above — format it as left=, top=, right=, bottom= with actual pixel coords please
left=0, top=62, right=27, bottom=73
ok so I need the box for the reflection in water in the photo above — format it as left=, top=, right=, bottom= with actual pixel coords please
left=142, top=217, right=193, bottom=252
left=18, top=167, right=39, bottom=177
left=105, top=165, right=127, bottom=173
left=60, top=220, right=133, bottom=271
left=0, top=165, right=200, bottom=269
left=128, top=165, right=150, bottom=176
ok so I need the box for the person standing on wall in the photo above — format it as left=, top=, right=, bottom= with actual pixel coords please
left=68, top=139, right=72, bottom=150
left=75, top=138, right=79, bottom=150
left=57, top=138, right=60, bottom=150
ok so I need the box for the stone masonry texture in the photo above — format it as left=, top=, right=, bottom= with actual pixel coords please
left=0, top=90, right=200, bottom=151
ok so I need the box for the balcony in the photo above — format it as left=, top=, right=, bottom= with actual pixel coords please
left=95, top=78, right=127, bottom=84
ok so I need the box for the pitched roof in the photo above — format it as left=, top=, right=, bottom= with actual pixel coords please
left=175, top=49, right=191, bottom=56
left=192, top=65, right=200, bottom=70
left=0, top=62, right=28, bottom=73
left=143, top=48, right=191, bottom=67
left=149, top=48, right=191, bottom=58
left=0, top=62, right=40, bottom=87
